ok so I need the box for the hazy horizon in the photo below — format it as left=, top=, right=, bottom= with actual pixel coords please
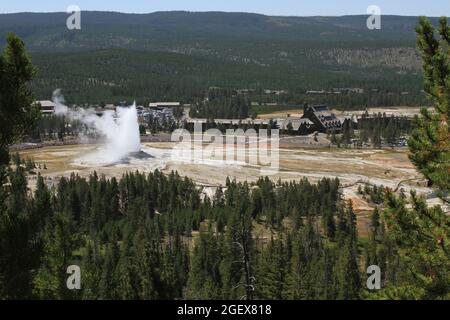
left=0, top=10, right=446, bottom=18
left=1, top=0, right=449, bottom=17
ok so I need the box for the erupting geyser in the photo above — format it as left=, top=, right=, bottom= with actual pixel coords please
left=88, top=105, right=142, bottom=164
left=52, top=89, right=143, bottom=165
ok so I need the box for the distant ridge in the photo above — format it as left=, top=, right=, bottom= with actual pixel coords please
left=0, top=11, right=438, bottom=52
left=0, top=11, right=440, bottom=105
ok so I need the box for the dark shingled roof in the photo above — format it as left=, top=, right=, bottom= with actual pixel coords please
left=302, top=105, right=342, bottom=131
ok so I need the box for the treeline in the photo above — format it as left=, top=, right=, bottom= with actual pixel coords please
left=332, top=112, right=413, bottom=147
left=28, top=114, right=122, bottom=142
left=10, top=153, right=47, bottom=172
left=189, top=88, right=251, bottom=119
left=357, top=112, right=412, bottom=147
left=278, top=91, right=426, bottom=110
left=29, top=49, right=426, bottom=108
left=29, top=115, right=86, bottom=141
left=0, top=161, right=410, bottom=300
left=146, top=114, right=179, bottom=135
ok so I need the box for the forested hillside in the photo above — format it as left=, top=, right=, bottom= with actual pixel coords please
left=0, top=12, right=427, bottom=51
left=2, top=164, right=446, bottom=300
left=0, top=166, right=393, bottom=299
left=0, top=11, right=437, bottom=106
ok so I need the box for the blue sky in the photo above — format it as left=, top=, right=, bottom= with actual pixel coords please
left=1, top=0, right=449, bottom=16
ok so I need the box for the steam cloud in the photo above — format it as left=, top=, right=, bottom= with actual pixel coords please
left=52, top=89, right=141, bottom=164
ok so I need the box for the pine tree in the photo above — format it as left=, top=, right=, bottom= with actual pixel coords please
left=81, top=240, right=102, bottom=299
left=186, top=229, right=222, bottom=299
left=379, top=17, right=450, bottom=300
left=322, top=207, right=336, bottom=241
left=409, top=17, right=450, bottom=192
left=0, top=166, right=36, bottom=298
left=382, top=191, right=450, bottom=299
left=287, top=215, right=324, bottom=299
left=365, top=207, right=381, bottom=269
left=33, top=211, right=78, bottom=299
left=34, top=174, right=52, bottom=222
left=219, top=228, right=244, bottom=300
left=0, top=33, right=40, bottom=166
left=335, top=201, right=361, bottom=300
left=98, top=241, right=120, bottom=299
left=257, top=238, right=289, bottom=299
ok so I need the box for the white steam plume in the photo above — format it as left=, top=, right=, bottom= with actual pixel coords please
left=52, top=89, right=141, bottom=164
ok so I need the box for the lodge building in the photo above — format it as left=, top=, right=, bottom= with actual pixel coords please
left=302, top=105, right=342, bottom=133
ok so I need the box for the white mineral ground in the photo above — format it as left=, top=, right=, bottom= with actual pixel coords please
left=18, top=136, right=448, bottom=237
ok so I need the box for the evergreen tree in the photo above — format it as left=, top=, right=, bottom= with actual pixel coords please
left=335, top=201, right=361, bottom=299
left=98, top=242, right=120, bottom=299
left=257, top=238, right=289, bottom=299
left=0, top=33, right=40, bottom=166
left=186, top=229, right=223, bottom=299
left=409, top=17, right=450, bottom=192
left=0, top=167, right=37, bottom=298
left=382, top=191, right=450, bottom=299
left=287, top=215, right=324, bottom=299
left=33, top=211, right=78, bottom=299
left=379, top=17, right=450, bottom=300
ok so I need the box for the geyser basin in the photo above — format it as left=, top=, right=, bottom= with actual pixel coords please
left=75, top=148, right=154, bottom=166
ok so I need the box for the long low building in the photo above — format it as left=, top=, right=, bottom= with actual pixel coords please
left=149, top=102, right=181, bottom=108
left=186, top=104, right=341, bottom=135
left=36, top=100, right=56, bottom=115
left=187, top=118, right=270, bottom=126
